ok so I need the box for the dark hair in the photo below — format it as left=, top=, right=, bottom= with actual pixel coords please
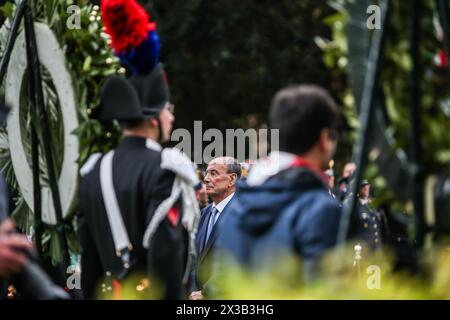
left=118, top=119, right=147, bottom=130
left=196, top=169, right=206, bottom=182
left=226, top=161, right=242, bottom=180
left=269, top=85, right=338, bottom=155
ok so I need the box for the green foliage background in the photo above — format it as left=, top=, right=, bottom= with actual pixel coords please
left=318, top=0, right=450, bottom=215
left=0, top=0, right=121, bottom=263
left=1, top=0, right=449, bottom=268
left=141, top=0, right=354, bottom=162
left=0, top=0, right=344, bottom=264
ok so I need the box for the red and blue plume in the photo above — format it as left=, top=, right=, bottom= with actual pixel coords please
left=101, top=0, right=161, bottom=75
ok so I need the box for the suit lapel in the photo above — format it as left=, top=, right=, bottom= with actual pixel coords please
left=197, top=204, right=213, bottom=254
left=199, top=197, right=235, bottom=263
left=200, top=211, right=223, bottom=260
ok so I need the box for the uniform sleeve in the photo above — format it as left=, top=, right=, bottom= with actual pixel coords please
left=145, top=167, right=188, bottom=299
left=145, top=168, right=176, bottom=224
left=78, top=182, right=103, bottom=299
left=147, top=217, right=188, bottom=299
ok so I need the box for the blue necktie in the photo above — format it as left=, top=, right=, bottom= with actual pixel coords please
left=205, top=207, right=219, bottom=245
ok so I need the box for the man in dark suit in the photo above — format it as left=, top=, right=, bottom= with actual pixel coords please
left=189, top=157, right=241, bottom=300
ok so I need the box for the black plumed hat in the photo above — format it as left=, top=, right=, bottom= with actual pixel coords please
left=98, top=63, right=170, bottom=122
left=98, top=0, right=170, bottom=122
left=129, top=63, right=170, bottom=118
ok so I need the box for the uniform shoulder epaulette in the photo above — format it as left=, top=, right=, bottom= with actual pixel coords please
left=160, top=148, right=198, bottom=186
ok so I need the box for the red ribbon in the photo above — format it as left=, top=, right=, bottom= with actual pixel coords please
left=112, top=279, right=121, bottom=300
left=167, top=204, right=181, bottom=227
left=290, top=156, right=328, bottom=183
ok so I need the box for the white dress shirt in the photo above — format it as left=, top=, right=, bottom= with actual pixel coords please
left=211, top=192, right=235, bottom=224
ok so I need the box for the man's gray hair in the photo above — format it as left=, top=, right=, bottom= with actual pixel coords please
left=227, top=160, right=242, bottom=179
left=210, top=157, right=242, bottom=179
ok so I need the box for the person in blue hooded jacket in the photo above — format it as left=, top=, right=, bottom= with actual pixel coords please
left=215, top=85, right=342, bottom=293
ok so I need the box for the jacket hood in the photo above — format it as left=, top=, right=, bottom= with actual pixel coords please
left=231, top=167, right=326, bottom=235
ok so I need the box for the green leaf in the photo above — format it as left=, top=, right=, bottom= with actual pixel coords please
left=49, top=230, right=63, bottom=265
left=0, top=1, right=14, bottom=18
left=82, top=55, right=92, bottom=71
left=435, top=150, right=450, bottom=164
left=11, top=197, right=33, bottom=235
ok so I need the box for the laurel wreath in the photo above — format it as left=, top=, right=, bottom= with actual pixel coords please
left=0, top=0, right=122, bottom=264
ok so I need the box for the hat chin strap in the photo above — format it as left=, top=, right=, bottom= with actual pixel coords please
left=149, top=114, right=164, bottom=144
left=156, top=117, right=164, bottom=144
left=144, top=107, right=165, bottom=143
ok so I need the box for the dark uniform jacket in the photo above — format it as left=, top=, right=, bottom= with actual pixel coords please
left=355, top=199, right=388, bottom=251
left=79, top=137, right=188, bottom=299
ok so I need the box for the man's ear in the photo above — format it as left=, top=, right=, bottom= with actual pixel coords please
left=318, top=128, right=329, bottom=152
left=229, top=173, right=237, bottom=186
left=149, top=117, right=159, bottom=127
